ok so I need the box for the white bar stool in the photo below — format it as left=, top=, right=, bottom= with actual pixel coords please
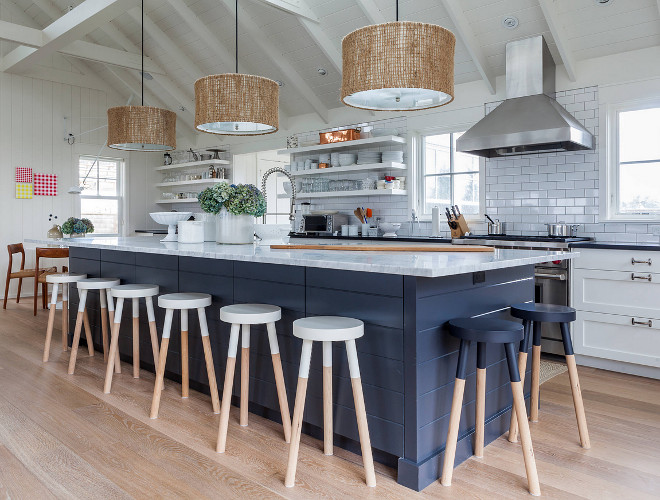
left=285, top=316, right=376, bottom=488
left=104, top=284, right=160, bottom=394
left=43, top=273, right=87, bottom=362
left=150, top=293, right=220, bottom=419
left=216, top=304, right=291, bottom=453
left=68, top=278, right=121, bottom=375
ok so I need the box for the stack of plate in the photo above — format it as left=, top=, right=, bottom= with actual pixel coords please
left=338, top=153, right=357, bottom=166
left=382, top=151, right=404, bottom=163
left=330, top=152, right=340, bottom=167
left=357, top=151, right=382, bottom=164
left=319, top=153, right=331, bottom=164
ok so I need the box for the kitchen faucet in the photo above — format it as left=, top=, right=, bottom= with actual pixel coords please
left=261, top=167, right=297, bottom=224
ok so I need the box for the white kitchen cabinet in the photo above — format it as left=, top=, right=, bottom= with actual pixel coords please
left=571, top=248, right=660, bottom=374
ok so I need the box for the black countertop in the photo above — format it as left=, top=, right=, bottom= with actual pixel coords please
left=570, top=241, right=660, bottom=251
left=288, top=233, right=453, bottom=243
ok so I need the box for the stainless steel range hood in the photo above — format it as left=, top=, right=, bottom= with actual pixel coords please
left=456, top=36, right=594, bottom=158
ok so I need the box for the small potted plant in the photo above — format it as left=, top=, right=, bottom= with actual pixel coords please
left=198, top=183, right=266, bottom=244
left=61, top=217, right=94, bottom=238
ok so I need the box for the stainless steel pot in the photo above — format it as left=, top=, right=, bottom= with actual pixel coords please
left=547, top=223, right=580, bottom=237
left=485, top=214, right=506, bottom=235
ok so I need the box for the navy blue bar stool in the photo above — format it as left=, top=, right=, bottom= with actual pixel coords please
left=508, top=303, right=590, bottom=449
left=441, top=318, right=540, bottom=496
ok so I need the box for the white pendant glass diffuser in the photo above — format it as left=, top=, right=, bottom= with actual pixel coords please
left=341, top=2, right=456, bottom=111
left=194, top=0, right=278, bottom=136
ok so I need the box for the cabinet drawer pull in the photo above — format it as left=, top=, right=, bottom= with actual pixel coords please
left=631, top=318, right=653, bottom=327
left=631, top=258, right=652, bottom=266
left=631, top=273, right=652, bottom=281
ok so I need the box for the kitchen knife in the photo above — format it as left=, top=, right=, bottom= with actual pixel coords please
left=451, top=206, right=458, bottom=218
left=445, top=207, right=453, bottom=221
left=454, top=205, right=461, bottom=216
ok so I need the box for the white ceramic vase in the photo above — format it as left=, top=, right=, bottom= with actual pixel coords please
left=215, top=209, right=254, bottom=244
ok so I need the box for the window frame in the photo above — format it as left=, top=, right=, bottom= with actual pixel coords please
left=603, top=98, right=660, bottom=222
left=413, top=126, right=485, bottom=221
left=74, top=145, right=128, bottom=237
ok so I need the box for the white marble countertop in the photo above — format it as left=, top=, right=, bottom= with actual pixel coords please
left=27, top=237, right=577, bottom=278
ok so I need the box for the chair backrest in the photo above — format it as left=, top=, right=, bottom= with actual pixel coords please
left=7, top=243, right=26, bottom=272
left=35, top=247, right=69, bottom=274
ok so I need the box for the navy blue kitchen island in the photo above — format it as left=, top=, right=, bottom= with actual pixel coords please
left=37, top=237, right=574, bottom=491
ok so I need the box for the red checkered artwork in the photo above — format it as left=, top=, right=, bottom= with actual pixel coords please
left=34, top=173, right=57, bottom=196
left=15, top=167, right=32, bottom=183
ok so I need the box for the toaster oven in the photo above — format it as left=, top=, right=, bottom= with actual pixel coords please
left=299, top=214, right=348, bottom=235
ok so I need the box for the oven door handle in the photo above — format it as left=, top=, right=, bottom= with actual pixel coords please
left=535, top=272, right=567, bottom=281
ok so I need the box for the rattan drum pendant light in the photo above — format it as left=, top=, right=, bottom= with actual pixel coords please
left=107, top=1, right=176, bottom=151
left=341, top=0, right=456, bottom=111
left=194, top=0, right=278, bottom=135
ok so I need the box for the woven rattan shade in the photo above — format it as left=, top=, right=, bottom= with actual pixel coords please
left=341, top=21, right=455, bottom=111
left=107, top=106, right=176, bottom=151
left=195, top=74, right=279, bottom=135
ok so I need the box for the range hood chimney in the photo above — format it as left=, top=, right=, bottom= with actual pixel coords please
left=456, top=36, right=594, bottom=158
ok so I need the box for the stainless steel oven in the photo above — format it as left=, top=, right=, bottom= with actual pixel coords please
left=534, top=260, right=569, bottom=355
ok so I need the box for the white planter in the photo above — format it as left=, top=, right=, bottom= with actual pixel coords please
left=216, top=209, right=254, bottom=244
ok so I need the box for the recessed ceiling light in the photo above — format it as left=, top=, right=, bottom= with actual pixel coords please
left=317, top=68, right=327, bottom=76
left=502, top=16, right=519, bottom=29
left=275, top=80, right=284, bottom=87
left=594, top=0, right=613, bottom=4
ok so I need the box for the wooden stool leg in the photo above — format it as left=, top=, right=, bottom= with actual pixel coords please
left=560, top=322, right=591, bottom=448
left=267, top=321, right=291, bottom=443
left=62, top=284, right=69, bottom=351
left=145, top=296, right=159, bottom=366
left=240, top=324, right=250, bottom=427
left=83, top=309, right=94, bottom=356
left=107, top=289, right=120, bottom=374
left=42, top=283, right=59, bottom=362
left=285, top=339, right=313, bottom=488
left=530, top=322, right=542, bottom=422
left=509, top=320, right=531, bottom=443
left=505, top=342, right=541, bottom=496
left=198, top=308, right=220, bottom=413
left=441, top=339, right=470, bottom=487
left=181, top=309, right=189, bottom=398
left=132, top=298, right=140, bottom=378
left=104, top=298, right=124, bottom=394
left=346, top=339, right=376, bottom=487
left=217, top=323, right=240, bottom=453
left=68, top=289, right=87, bottom=374
left=323, top=341, right=333, bottom=455
left=150, top=309, right=174, bottom=419
left=474, top=342, right=486, bottom=458
left=100, top=290, right=109, bottom=362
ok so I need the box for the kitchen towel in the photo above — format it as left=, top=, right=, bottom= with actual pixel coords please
left=34, top=173, right=57, bottom=196
left=15, top=183, right=33, bottom=199
left=15, top=167, right=32, bottom=183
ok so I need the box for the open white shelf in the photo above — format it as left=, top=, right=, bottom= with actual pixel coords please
left=155, top=159, right=230, bottom=171
left=156, top=179, right=227, bottom=188
left=296, top=189, right=407, bottom=198
left=155, top=198, right=199, bottom=204
left=278, top=135, right=405, bottom=155
left=290, top=162, right=406, bottom=176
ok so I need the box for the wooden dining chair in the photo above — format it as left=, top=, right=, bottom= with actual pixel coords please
left=33, top=247, right=68, bottom=316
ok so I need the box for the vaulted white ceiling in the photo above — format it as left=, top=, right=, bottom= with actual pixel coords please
left=3, top=0, right=660, bottom=136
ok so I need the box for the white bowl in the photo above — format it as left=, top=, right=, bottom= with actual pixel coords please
left=150, top=212, right=192, bottom=242
left=379, top=222, right=401, bottom=238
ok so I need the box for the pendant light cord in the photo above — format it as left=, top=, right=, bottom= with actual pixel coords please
left=395, top=0, right=398, bottom=21
left=235, top=0, right=238, bottom=73
left=141, top=0, right=144, bottom=106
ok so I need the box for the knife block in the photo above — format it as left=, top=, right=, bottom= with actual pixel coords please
left=449, top=215, right=470, bottom=238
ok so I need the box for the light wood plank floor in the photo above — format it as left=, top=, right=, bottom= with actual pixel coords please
left=1, top=303, right=659, bottom=499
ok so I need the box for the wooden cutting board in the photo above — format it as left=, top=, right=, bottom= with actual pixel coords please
left=269, top=244, right=494, bottom=252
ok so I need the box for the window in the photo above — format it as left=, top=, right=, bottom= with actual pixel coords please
left=419, top=131, right=481, bottom=216
left=79, top=155, right=123, bottom=235
left=615, top=106, right=660, bottom=217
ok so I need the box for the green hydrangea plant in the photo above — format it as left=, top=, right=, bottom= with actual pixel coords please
left=61, top=217, right=94, bottom=235
left=198, top=183, right=266, bottom=217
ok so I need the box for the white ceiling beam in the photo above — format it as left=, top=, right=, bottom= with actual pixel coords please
left=219, top=0, right=329, bottom=123
left=251, top=0, right=318, bottom=22
left=657, top=0, right=660, bottom=16
left=0, top=20, right=43, bottom=46
left=2, top=0, right=135, bottom=73
left=298, top=17, right=341, bottom=73
left=441, top=0, right=496, bottom=95
left=30, top=0, right=62, bottom=20
left=538, top=0, right=577, bottom=81
left=355, top=0, right=386, bottom=24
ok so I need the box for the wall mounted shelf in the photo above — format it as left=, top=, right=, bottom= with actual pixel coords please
left=278, top=135, right=405, bottom=155
left=296, top=189, right=407, bottom=199
left=289, top=162, right=406, bottom=176
left=155, top=159, right=230, bottom=171
left=155, top=198, right=199, bottom=204
left=155, top=179, right=227, bottom=188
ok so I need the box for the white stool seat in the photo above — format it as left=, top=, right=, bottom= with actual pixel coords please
left=220, top=303, right=281, bottom=324
left=110, top=284, right=159, bottom=298
left=77, top=278, right=120, bottom=290
left=46, top=272, right=87, bottom=284
left=158, top=293, right=212, bottom=309
left=293, top=316, right=364, bottom=342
